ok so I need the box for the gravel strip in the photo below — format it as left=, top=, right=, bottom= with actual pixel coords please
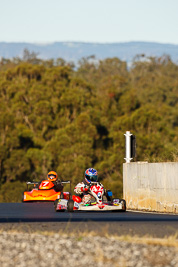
left=0, top=232, right=177, bottom=267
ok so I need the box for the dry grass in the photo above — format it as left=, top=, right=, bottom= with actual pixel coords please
left=1, top=225, right=178, bottom=248
left=94, top=244, right=127, bottom=267
left=113, top=233, right=178, bottom=248
left=172, top=149, right=178, bottom=162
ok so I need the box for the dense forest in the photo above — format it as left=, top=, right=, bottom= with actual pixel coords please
left=0, top=51, right=177, bottom=202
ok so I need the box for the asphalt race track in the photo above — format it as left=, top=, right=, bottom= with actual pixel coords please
left=0, top=203, right=178, bottom=237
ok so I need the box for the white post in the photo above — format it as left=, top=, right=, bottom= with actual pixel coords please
left=124, top=131, right=133, bottom=163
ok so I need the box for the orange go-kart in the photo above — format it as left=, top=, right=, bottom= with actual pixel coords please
left=23, top=180, right=70, bottom=202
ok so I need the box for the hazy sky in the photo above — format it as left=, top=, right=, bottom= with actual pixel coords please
left=0, top=0, right=178, bottom=44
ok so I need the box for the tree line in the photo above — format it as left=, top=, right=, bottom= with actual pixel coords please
left=0, top=51, right=177, bottom=201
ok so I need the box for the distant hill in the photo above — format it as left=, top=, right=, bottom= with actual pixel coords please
left=0, top=41, right=178, bottom=64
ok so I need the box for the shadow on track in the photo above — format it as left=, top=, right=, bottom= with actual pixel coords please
left=0, top=216, right=178, bottom=223
left=0, top=203, right=178, bottom=223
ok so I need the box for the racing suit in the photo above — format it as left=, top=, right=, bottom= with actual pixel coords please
left=74, top=182, right=91, bottom=204
left=74, top=181, right=112, bottom=204
left=53, top=180, right=63, bottom=192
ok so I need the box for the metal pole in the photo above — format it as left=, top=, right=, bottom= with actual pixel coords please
left=124, top=131, right=133, bottom=163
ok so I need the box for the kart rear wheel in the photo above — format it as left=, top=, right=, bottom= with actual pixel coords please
left=120, top=199, right=126, bottom=211
left=54, top=199, right=58, bottom=211
left=67, top=199, right=74, bottom=212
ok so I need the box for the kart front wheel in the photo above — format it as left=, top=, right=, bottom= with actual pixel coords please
left=67, top=199, right=74, bottom=212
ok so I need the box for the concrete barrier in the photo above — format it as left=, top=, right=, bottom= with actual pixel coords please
left=123, top=162, right=178, bottom=213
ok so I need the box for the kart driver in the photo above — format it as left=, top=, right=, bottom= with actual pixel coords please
left=74, top=168, right=101, bottom=204
left=47, top=171, right=63, bottom=192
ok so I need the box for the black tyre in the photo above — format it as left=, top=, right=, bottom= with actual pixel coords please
left=54, top=199, right=58, bottom=211
left=67, top=199, right=74, bottom=212
left=119, top=199, right=126, bottom=211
